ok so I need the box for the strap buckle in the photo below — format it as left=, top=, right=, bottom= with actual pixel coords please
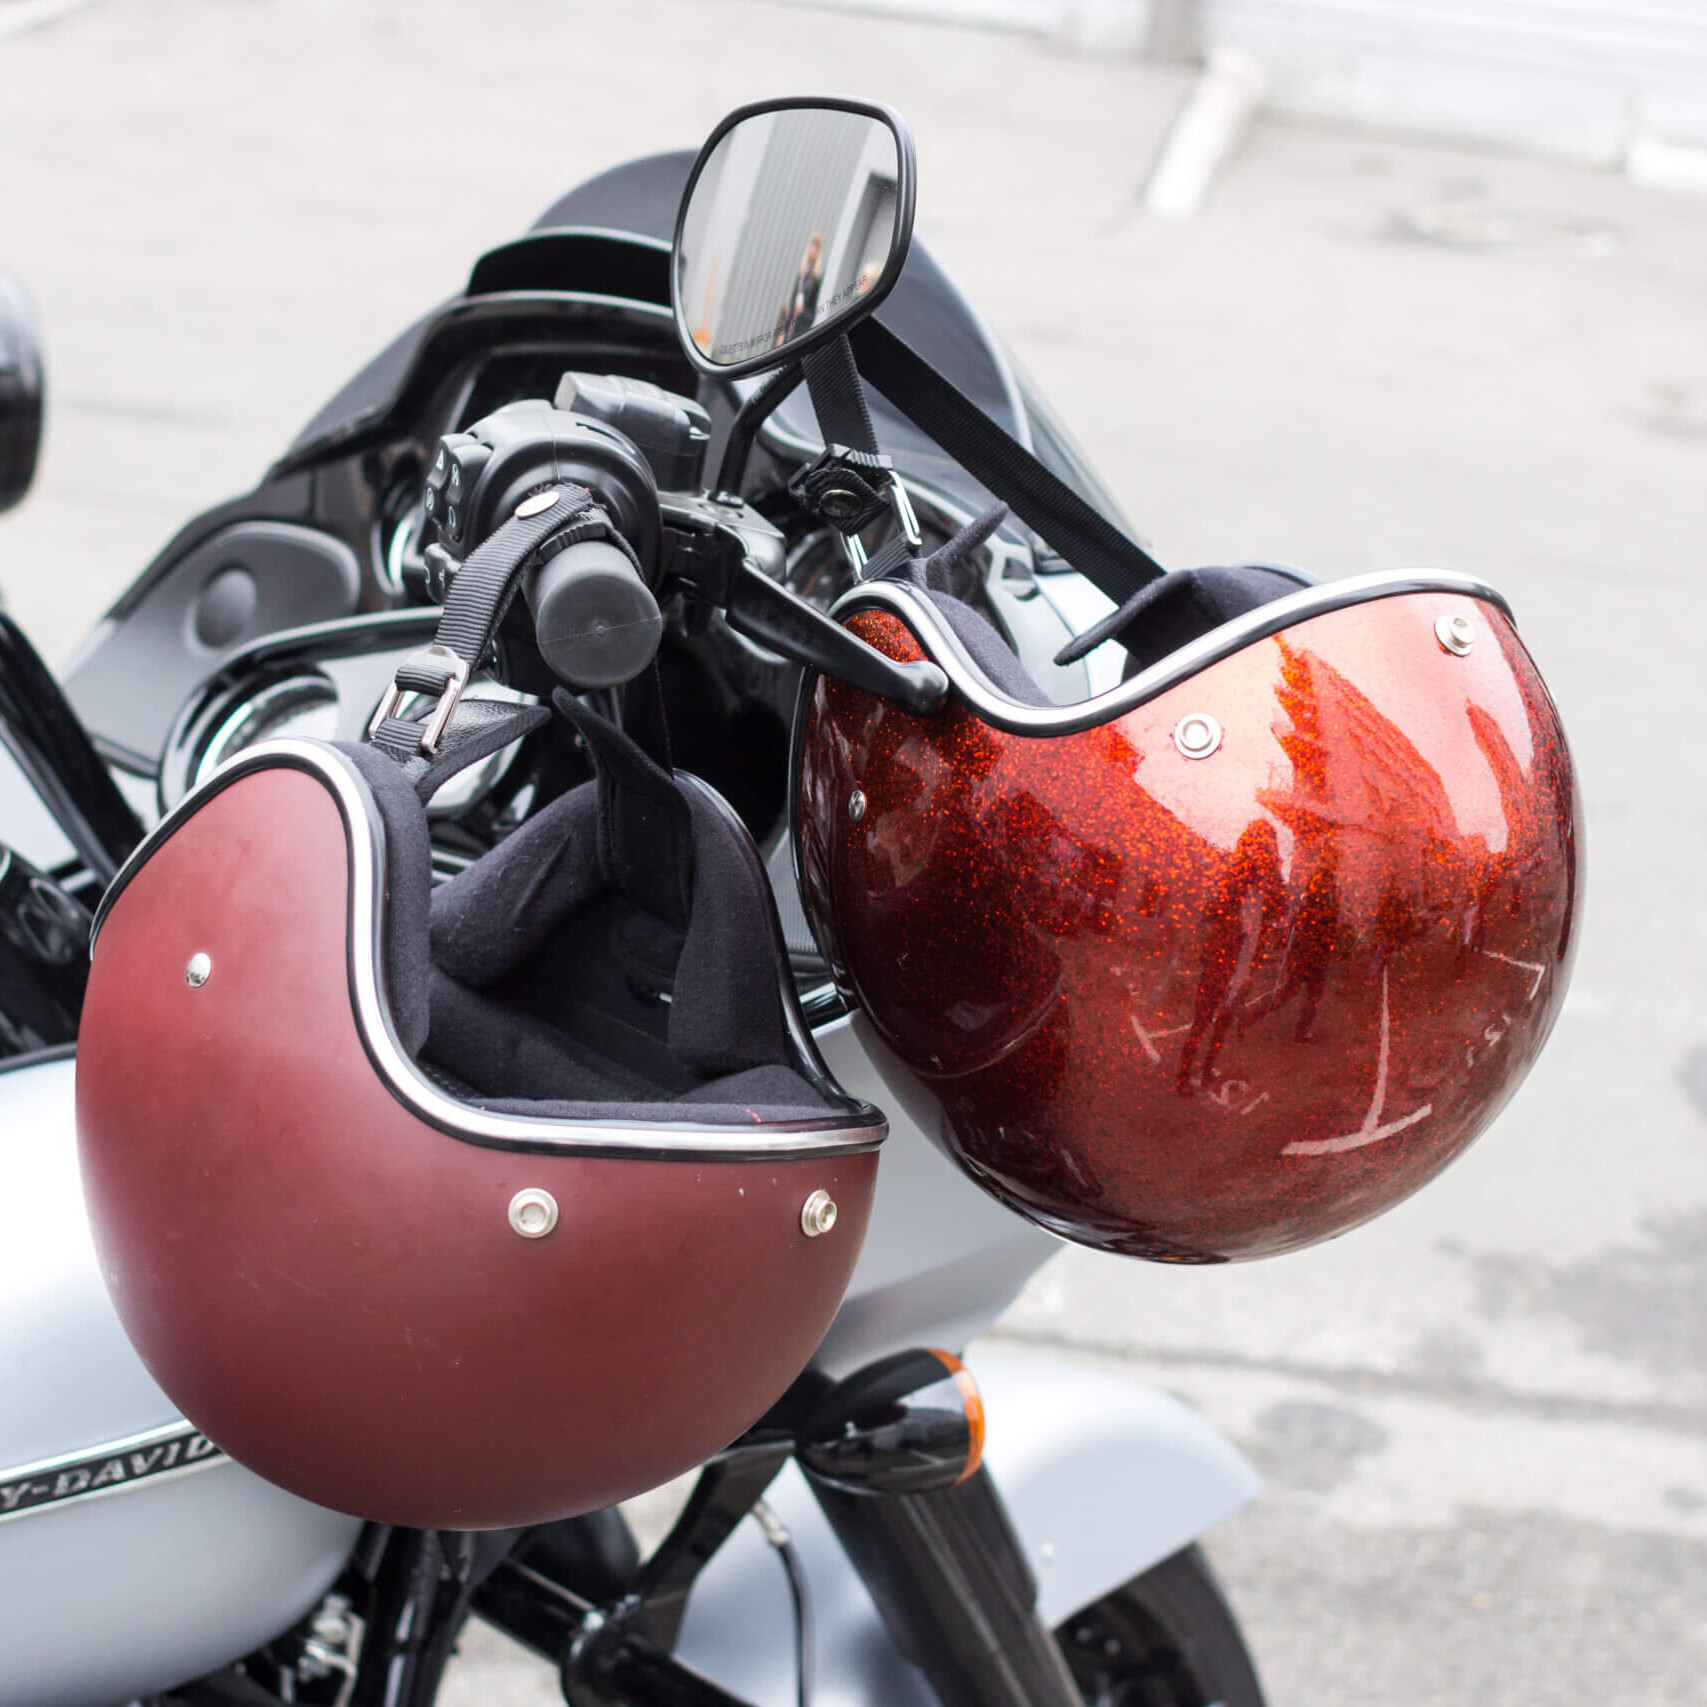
left=367, top=644, right=471, bottom=756
left=844, top=474, right=923, bottom=576
left=787, top=444, right=895, bottom=536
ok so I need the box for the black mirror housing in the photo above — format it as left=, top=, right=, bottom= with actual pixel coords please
left=672, top=96, right=916, bottom=380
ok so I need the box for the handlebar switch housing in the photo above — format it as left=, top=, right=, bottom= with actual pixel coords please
left=425, top=399, right=662, bottom=581
left=553, top=371, right=711, bottom=494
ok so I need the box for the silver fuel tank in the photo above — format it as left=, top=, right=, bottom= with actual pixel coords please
left=0, top=1055, right=361, bottom=1707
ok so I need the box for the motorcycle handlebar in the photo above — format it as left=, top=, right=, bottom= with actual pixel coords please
left=523, top=537, right=663, bottom=691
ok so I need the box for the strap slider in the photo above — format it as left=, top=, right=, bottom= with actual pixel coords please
left=787, top=445, right=894, bottom=536
left=368, top=644, right=471, bottom=756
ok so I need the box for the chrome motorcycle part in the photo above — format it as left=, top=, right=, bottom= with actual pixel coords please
left=166, top=617, right=539, bottom=824
left=292, top=1591, right=361, bottom=1707
left=197, top=673, right=341, bottom=782
left=184, top=951, right=211, bottom=988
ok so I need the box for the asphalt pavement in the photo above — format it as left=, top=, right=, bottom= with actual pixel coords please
left=2, top=2, right=1704, bottom=1703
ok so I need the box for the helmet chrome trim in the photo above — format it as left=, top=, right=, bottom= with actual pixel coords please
left=93, top=738, right=886, bottom=1162
left=831, top=568, right=1515, bottom=735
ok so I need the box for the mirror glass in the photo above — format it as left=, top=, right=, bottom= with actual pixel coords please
left=676, top=106, right=906, bottom=371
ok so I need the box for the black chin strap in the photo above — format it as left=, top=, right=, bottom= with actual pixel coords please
left=552, top=691, right=693, bottom=932
left=850, top=317, right=1167, bottom=606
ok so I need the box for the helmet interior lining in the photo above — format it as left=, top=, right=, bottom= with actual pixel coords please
left=341, top=741, right=844, bottom=1126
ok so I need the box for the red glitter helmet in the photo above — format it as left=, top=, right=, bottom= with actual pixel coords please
left=78, top=715, right=884, bottom=1528
left=796, top=564, right=1580, bottom=1263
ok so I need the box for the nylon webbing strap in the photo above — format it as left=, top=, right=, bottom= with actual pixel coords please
left=430, top=485, right=613, bottom=662
left=369, top=483, right=631, bottom=762
left=802, top=336, right=881, bottom=461
left=859, top=534, right=919, bottom=584
left=850, top=318, right=1167, bottom=606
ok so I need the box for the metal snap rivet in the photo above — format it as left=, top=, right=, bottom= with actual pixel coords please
left=184, top=953, right=212, bottom=988
left=1172, top=713, right=1223, bottom=760
left=800, top=1190, right=838, bottom=1238
left=1436, top=612, right=1476, bottom=656
left=508, top=1188, right=559, bottom=1239
left=848, top=789, right=867, bottom=824
left=514, top=488, right=561, bottom=520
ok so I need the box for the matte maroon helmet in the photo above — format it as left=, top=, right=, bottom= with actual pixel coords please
left=796, top=556, right=1580, bottom=1263
left=78, top=706, right=884, bottom=1529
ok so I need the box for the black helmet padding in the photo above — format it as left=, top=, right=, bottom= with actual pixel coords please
left=339, top=720, right=831, bottom=1125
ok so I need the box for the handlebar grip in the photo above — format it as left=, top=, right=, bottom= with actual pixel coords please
left=523, top=539, right=662, bottom=690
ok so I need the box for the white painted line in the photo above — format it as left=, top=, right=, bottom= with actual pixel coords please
left=0, top=0, right=105, bottom=40
left=1144, top=46, right=1267, bottom=221
left=1626, top=133, right=1707, bottom=199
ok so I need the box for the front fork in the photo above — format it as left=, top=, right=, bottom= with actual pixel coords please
left=480, top=1467, right=1078, bottom=1707
left=466, top=1352, right=1082, bottom=1707
left=806, top=1468, right=1082, bottom=1707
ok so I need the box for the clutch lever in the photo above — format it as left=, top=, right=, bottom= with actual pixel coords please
left=724, top=558, right=947, bottom=715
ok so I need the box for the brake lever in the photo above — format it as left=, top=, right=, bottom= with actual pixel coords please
left=658, top=495, right=947, bottom=715
left=724, top=558, right=948, bottom=716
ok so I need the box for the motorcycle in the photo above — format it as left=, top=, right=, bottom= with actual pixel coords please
left=0, top=95, right=1577, bottom=1707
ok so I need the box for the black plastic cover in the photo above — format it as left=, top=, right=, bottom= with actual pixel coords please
left=280, top=152, right=1024, bottom=471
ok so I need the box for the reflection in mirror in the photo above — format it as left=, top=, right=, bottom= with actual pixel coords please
left=677, top=107, right=902, bottom=370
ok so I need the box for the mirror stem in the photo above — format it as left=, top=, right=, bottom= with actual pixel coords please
left=713, top=362, right=804, bottom=499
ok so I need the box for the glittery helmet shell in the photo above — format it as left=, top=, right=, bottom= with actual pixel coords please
left=796, top=577, right=1581, bottom=1263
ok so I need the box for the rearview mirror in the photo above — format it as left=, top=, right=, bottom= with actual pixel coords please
left=0, top=274, right=44, bottom=515
left=672, top=97, right=915, bottom=378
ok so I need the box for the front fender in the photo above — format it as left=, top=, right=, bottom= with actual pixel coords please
left=674, top=1346, right=1259, bottom=1707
